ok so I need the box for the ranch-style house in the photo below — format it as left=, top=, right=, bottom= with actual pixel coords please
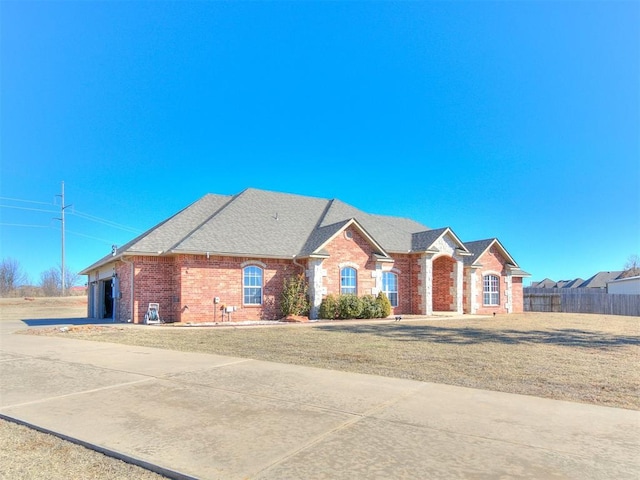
left=81, top=188, right=529, bottom=323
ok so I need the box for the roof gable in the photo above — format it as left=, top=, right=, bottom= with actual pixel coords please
left=463, top=238, right=518, bottom=268
left=412, top=227, right=468, bottom=253
left=305, top=218, right=391, bottom=259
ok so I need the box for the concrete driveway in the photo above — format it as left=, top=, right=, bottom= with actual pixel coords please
left=1, top=325, right=639, bottom=479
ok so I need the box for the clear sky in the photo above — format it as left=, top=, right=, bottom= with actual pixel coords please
left=1, top=1, right=639, bottom=286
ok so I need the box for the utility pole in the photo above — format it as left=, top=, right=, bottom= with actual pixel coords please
left=56, top=181, right=72, bottom=296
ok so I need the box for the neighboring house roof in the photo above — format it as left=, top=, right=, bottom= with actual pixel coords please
left=80, top=188, right=520, bottom=275
left=562, top=278, right=584, bottom=288
left=531, top=278, right=557, bottom=288
left=579, top=271, right=624, bottom=289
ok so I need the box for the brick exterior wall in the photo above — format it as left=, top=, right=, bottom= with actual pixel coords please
left=472, top=245, right=510, bottom=315
left=99, top=233, right=525, bottom=322
left=387, top=254, right=415, bottom=315
left=175, top=255, right=294, bottom=323
left=512, top=277, right=524, bottom=313
left=115, top=260, right=133, bottom=322
left=432, top=255, right=455, bottom=311
left=133, top=256, right=176, bottom=323
left=321, top=226, right=377, bottom=297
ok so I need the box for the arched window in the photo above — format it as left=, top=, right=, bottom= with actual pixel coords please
left=483, top=274, right=499, bottom=306
left=382, top=272, right=398, bottom=307
left=243, top=265, right=263, bottom=305
left=340, top=267, right=357, bottom=295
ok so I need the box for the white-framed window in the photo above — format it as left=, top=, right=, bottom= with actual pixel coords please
left=243, top=265, right=263, bottom=305
left=382, top=271, right=398, bottom=307
left=340, top=267, right=357, bottom=295
left=483, top=274, right=500, bottom=306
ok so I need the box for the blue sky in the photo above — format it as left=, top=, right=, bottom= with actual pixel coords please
left=1, top=1, right=638, bottom=286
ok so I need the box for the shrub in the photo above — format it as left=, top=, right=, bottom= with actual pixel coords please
left=318, top=294, right=338, bottom=319
left=338, top=294, right=363, bottom=319
left=359, top=294, right=381, bottom=319
left=280, top=274, right=310, bottom=316
left=376, top=292, right=392, bottom=318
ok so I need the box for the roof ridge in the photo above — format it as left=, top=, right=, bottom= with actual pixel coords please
left=298, top=199, right=338, bottom=256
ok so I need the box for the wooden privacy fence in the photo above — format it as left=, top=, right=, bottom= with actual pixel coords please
left=524, top=288, right=640, bottom=316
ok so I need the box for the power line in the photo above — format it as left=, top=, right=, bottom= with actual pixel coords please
left=70, top=209, right=141, bottom=233
left=0, top=204, right=58, bottom=214
left=0, top=202, right=141, bottom=234
left=0, top=223, right=50, bottom=228
left=65, top=229, right=115, bottom=245
left=0, top=196, right=54, bottom=206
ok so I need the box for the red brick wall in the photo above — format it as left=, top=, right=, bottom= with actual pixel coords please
left=133, top=256, right=176, bottom=323
left=410, top=255, right=424, bottom=314
left=512, top=277, right=524, bottom=313
left=387, top=254, right=414, bottom=315
left=175, top=255, right=296, bottom=322
left=474, top=245, right=509, bottom=315
left=322, top=226, right=377, bottom=297
left=115, top=261, right=133, bottom=322
left=432, top=256, right=455, bottom=311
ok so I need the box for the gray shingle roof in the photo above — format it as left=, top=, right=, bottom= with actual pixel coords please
left=562, top=278, right=584, bottom=288
left=579, top=271, right=624, bottom=288
left=462, top=239, right=496, bottom=266
left=81, top=188, right=521, bottom=274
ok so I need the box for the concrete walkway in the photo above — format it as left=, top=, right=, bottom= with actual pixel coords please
left=1, top=326, right=639, bottom=479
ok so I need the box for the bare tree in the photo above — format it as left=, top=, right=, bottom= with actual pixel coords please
left=621, top=254, right=640, bottom=278
left=0, top=258, right=28, bottom=297
left=40, top=267, right=61, bottom=296
left=39, top=265, right=80, bottom=296
left=64, top=268, right=80, bottom=292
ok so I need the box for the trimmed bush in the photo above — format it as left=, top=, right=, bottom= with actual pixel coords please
left=359, top=294, right=381, bottom=319
left=318, top=294, right=338, bottom=319
left=338, top=294, right=363, bottom=319
left=319, top=293, right=391, bottom=320
left=376, top=292, right=392, bottom=318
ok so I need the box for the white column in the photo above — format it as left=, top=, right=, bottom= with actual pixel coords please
left=505, top=274, right=513, bottom=313
left=469, top=269, right=478, bottom=314
left=454, top=259, right=464, bottom=314
left=373, top=264, right=383, bottom=295
left=421, top=255, right=433, bottom=316
left=307, top=259, right=326, bottom=319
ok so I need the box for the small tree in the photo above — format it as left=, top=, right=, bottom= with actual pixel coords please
left=280, top=274, right=310, bottom=316
left=39, top=264, right=80, bottom=296
left=0, top=258, right=28, bottom=297
left=40, top=267, right=61, bottom=296
left=622, top=254, right=640, bottom=278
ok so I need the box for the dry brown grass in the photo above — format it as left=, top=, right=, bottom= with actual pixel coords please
left=8, top=296, right=638, bottom=410
left=0, top=419, right=166, bottom=480
left=76, top=315, right=640, bottom=409
left=2, top=298, right=639, bottom=477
